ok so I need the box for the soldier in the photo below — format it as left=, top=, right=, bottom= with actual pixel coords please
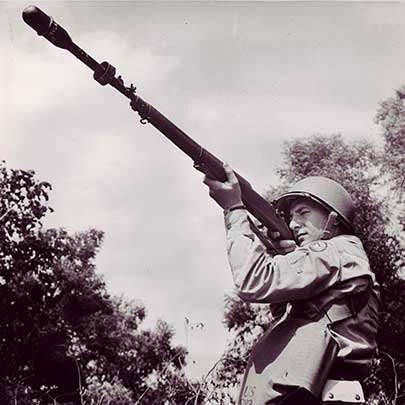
left=203, top=164, right=380, bottom=405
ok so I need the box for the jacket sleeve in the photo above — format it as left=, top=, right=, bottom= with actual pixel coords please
left=224, top=210, right=372, bottom=304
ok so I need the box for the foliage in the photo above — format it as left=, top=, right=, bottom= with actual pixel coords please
left=375, top=87, right=405, bottom=234
left=374, top=85, right=405, bottom=193
left=0, top=161, right=200, bottom=404
left=82, top=376, right=135, bottom=405
left=209, top=88, right=405, bottom=403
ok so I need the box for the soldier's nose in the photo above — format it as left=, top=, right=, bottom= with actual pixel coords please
left=289, top=218, right=300, bottom=232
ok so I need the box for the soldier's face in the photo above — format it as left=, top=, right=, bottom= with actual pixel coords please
left=288, top=198, right=329, bottom=246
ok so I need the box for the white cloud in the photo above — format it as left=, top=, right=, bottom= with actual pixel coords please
left=78, top=30, right=181, bottom=88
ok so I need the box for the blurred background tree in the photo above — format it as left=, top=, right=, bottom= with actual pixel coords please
left=0, top=162, right=203, bottom=404
left=207, top=87, right=405, bottom=404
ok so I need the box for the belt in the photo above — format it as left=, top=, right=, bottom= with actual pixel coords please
left=290, top=299, right=355, bottom=324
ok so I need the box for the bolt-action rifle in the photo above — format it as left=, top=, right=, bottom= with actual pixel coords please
left=22, top=6, right=294, bottom=248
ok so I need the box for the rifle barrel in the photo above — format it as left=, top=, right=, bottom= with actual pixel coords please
left=22, top=5, right=293, bottom=240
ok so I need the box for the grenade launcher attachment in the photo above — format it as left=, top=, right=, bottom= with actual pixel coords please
left=22, top=5, right=294, bottom=249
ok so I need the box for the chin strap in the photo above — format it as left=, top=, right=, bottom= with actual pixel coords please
left=321, top=212, right=339, bottom=240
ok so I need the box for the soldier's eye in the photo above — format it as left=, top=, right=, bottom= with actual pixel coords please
left=299, top=209, right=309, bottom=215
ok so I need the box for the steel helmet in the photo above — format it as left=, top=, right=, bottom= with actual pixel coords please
left=275, top=176, right=355, bottom=233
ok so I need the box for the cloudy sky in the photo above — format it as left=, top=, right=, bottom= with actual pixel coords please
left=1, top=1, right=404, bottom=380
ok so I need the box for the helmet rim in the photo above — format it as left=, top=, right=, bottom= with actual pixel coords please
left=275, top=177, right=355, bottom=233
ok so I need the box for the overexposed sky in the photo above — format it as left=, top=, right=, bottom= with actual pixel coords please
left=1, top=1, right=404, bottom=380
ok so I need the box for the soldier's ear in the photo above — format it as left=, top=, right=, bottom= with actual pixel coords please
left=334, top=216, right=350, bottom=235
left=332, top=215, right=340, bottom=227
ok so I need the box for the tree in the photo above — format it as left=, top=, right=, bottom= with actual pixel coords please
left=209, top=88, right=405, bottom=404
left=375, top=85, right=405, bottom=194
left=0, top=161, right=202, bottom=405
left=374, top=87, right=405, bottom=235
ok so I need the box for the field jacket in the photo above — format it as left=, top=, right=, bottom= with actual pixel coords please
left=224, top=209, right=380, bottom=404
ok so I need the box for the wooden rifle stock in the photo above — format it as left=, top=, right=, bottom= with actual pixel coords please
left=22, top=5, right=293, bottom=241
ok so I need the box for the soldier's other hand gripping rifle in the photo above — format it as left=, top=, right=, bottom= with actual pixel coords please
left=204, top=163, right=297, bottom=254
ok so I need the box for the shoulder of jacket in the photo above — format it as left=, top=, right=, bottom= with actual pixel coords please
left=330, top=235, right=367, bottom=258
left=281, top=236, right=365, bottom=263
left=331, top=234, right=363, bottom=247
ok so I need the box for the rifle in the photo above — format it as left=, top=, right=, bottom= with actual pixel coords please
left=22, top=5, right=293, bottom=246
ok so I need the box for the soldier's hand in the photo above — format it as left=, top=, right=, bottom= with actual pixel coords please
left=203, top=163, right=243, bottom=210
left=268, top=231, right=297, bottom=254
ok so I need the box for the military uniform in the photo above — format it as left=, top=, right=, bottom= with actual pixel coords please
left=224, top=209, right=380, bottom=405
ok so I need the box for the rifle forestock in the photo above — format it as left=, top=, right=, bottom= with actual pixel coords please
left=22, top=5, right=293, bottom=241
left=130, top=98, right=292, bottom=239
